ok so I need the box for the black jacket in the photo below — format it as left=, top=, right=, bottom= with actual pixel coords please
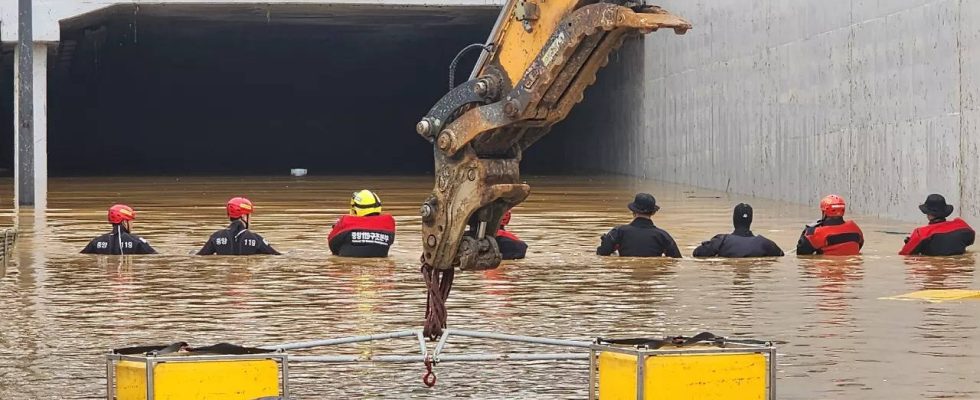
left=597, top=218, right=682, bottom=258
left=496, top=229, right=528, bottom=260
left=197, top=220, right=280, bottom=255
left=692, top=228, right=783, bottom=257
left=81, top=226, right=157, bottom=255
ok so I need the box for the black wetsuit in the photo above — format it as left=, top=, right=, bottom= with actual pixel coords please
left=81, top=225, right=157, bottom=255
left=597, top=217, right=682, bottom=258
left=197, top=220, right=280, bottom=255
left=496, top=229, right=528, bottom=260
left=692, top=228, right=784, bottom=257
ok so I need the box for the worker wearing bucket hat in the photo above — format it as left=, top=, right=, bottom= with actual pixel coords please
left=597, top=193, right=681, bottom=258
left=900, top=194, right=975, bottom=256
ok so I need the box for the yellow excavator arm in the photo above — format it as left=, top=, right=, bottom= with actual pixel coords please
left=415, top=0, right=689, bottom=338
left=416, top=0, right=690, bottom=272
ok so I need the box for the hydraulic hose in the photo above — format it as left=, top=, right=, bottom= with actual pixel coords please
left=448, top=43, right=493, bottom=90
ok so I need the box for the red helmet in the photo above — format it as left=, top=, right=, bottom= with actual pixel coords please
left=500, top=210, right=512, bottom=227
left=108, top=204, right=136, bottom=224
left=226, top=197, right=254, bottom=219
left=820, top=194, right=846, bottom=217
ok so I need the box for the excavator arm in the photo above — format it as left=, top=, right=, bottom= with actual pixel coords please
left=415, top=0, right=690, bottom=339
left=417, top=0, right=690, bottom=271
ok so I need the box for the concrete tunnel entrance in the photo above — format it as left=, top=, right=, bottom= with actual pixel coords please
left=1, top=3, right=642, bottom=177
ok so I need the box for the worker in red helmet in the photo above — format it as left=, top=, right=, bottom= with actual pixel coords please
left=81, top=204, right=157, bottom=255
left=495, top=209, right=527, bottom=260
left=900, top=194, right=975, bottom=256
left=796, top=194, right=864, bottom=256
left=198, top=197, right=280, bottom=255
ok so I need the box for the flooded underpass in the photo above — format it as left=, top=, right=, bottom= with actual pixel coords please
left=0, top=175, right=977, bottom=399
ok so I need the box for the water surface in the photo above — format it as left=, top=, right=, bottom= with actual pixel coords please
left=0, top=176, right=977, bottom=399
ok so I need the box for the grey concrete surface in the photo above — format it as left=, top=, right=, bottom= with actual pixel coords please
left=618, top=0, right=980, bottom=223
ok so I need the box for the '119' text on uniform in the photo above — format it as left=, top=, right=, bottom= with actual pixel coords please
left=81, top=227, right=157, bottom=255
left=198, top=220, right=280, bottom=255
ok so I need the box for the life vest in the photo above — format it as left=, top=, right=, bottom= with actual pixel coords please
left=899, top=218, right=975, bottom=256
left=805, top=220, right=864, bottom=256
left=328, top=214, right=396, bottom=257
left=329, top=214, right=395, bottom=239
left=495, top=229, right=520, bottom=242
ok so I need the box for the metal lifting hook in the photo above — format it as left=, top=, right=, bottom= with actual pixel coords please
left=422, top=355, right=437, bottom=387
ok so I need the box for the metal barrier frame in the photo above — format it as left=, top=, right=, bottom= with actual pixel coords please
left=105, top=352, right=290, bottom=400
left=262, top=328, right=593, bottom=364
left=587, top=342, right=777, bottom=400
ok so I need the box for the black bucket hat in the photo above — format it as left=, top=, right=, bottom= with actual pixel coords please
left=918, top=194, right=954, bottom=218
left=628, top=193, right=660, bottom=214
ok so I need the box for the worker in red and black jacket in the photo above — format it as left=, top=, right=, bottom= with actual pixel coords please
left=495, top=210, right=527, bottom=260
left=900, top=194, right=975, bottom=256
left=796, top=194, right=864, bottom=256
left=328, top=190, right=396, bottom=257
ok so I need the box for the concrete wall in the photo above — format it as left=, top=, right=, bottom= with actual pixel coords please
left=620, top=0, right=980, bottom=223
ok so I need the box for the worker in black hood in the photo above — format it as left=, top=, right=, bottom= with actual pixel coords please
left=693, top=203, right=783, bottom=258
left=597, top=193, right=681, bottom=258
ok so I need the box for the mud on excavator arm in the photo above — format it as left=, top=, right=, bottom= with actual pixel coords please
left=416, top=0, right=691, bottom=271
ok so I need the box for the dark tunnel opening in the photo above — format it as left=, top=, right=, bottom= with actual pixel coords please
left=0, top=4, right=641, bottom=177
left=0, top=45, right=13, bottom=175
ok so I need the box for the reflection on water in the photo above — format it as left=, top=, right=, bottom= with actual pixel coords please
left=0, top=176, right=978, bottom=399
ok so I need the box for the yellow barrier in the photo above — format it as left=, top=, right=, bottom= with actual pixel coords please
left=107, top=352, right=288, bottom=400
left=589, top=341, right=775, bottom=400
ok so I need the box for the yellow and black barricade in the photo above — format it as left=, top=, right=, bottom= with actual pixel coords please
left=589, top=332, right=776, bottom=400
left=105, top=342, right=289, bottom=400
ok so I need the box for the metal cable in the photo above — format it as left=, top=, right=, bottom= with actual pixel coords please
left=421, top=264, right=455, bottom=340
left=448, top=43, right=493, bottom=90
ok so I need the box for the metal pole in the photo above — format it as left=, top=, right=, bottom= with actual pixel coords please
left=288, top=353, right=589, bottom=363
left=434, top=330, right=451, bottom=358
left=262, top=330, right=420, bottom=351
left=444, top=329, right=592, bottom=348
left=105, top=356, right=114, bottom=399
left=16, top=0, right=35, bottom=206
left=588, top=348, right=597, bottom=400
left=635, top=352, right=644, bottom=400
left=280, top=354, right=290, bottom=399
left=768, top=347, right=776, bottom=400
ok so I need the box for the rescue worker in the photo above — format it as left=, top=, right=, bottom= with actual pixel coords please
left=796, top=194, right=864, bottom=256
left=495, top=210, right=527, bottom=260
left=198, top=197, right=280, bottom=255
left=693, top=203, right=784, bottom=257
left=81, top=204, right=157, bottom=255
left=899, top=194, right=975, bottom=256
left=597, top=193, right=681, bottom=258
left=328, top=190, right=396, bottom=257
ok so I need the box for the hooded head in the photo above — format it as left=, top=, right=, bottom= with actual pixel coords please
left=733, top=203, right=753, bottom=230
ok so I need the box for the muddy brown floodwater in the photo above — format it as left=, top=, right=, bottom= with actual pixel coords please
left=0, top=176, right=978, bottom=399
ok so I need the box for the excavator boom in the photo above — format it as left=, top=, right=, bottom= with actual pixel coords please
left=415, top=0, right=690, bottom=338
